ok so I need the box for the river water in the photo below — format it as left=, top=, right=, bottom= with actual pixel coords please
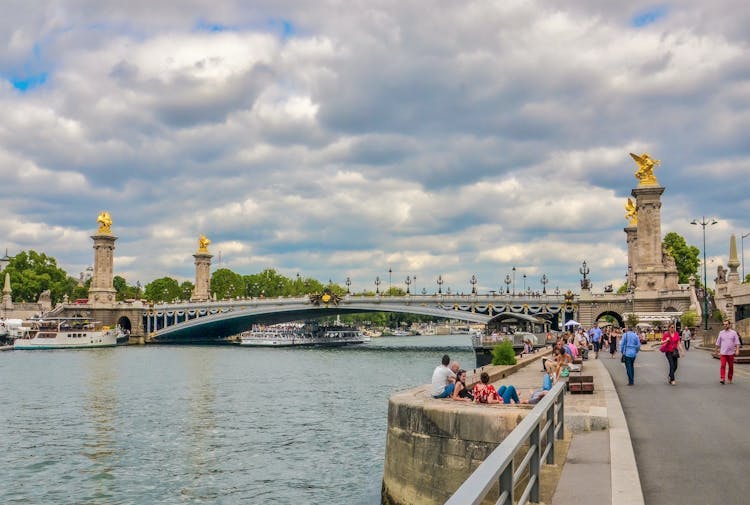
left=0, top=335, right=474, bottom=504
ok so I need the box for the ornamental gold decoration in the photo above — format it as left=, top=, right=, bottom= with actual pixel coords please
left=629, top=152, right=660, bottom=186
left=310, top=288, right=341, bottom=306
left=97, top=211, right=113, bottom=234
left=625, top=198, right=638, bottom=226
left=198, top=234, right=211, bottom=253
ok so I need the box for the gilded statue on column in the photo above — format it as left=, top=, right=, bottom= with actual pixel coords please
left=198, top=234, right=211, bottom=253
left=96, top=211, right=113, bottom=234
left=629, top=152, right=660, bottom=186
left=625, top=198, right=638, bottom=226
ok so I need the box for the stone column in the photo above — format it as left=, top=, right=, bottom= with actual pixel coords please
left=624, top=225, right=637, bottom=289
left=88, top=233, right=118, bottom=306
left=2, top=272, right=12, bottom=309
left=632, top=185, right=664, bottom=269
left=191, top=251, right=213, bottom=302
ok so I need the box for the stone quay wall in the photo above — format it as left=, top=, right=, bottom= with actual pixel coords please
left=381, top=352, right=550, bottom=505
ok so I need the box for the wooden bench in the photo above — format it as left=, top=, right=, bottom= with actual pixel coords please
left=568, top=375, right=594, bottom=393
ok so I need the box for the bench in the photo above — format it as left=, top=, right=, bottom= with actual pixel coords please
left=567, top=375, right=594, bottom=394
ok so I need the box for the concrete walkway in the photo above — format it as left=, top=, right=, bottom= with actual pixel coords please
left=546, top=355, right=645, bottom=505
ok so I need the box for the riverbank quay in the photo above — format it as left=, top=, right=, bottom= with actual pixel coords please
left=382, top=350, right=644, bottom=505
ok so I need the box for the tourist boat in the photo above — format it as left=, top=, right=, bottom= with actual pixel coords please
left=12, top=317, right=118, bottom=350
left=239, top=323, right=366, bottom=347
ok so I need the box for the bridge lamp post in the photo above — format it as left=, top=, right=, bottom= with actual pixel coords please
left=346, top=277, right=351, bottom=294
left=413, top=276, right=417, bottom=295
left=437, top=275, right=444, bottom=294
left=470, top=275, right=477, bottom=295
left=742, top=232, right=750, bottom=282
left=512, top=267, right=516, bottom=296
left=375, top=276, right=381, bottom=294
left=522, top=274, right=526, bottom=294
left=541, top=274, right=548, bottom=294
left=405, top=276, right=411, bottom=294
left=691, top=217, right=718, bottom=330
left=504, top=274, right=511, bottom=294
left=388, top=268, right=392, bottom=293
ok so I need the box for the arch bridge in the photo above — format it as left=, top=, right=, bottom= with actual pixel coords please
left=144, top=294, right=575, bottom=343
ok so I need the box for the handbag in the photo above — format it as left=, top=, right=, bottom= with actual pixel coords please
left=672, top=349, right=681, bottom=359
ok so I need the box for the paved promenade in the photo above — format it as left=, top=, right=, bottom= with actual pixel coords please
left=481, top=350, right=644, bottom=505
left=601, top=345, right=750, bottom=505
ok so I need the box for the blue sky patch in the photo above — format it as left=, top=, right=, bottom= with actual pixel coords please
left=9, top=72, right=48, bottom=92
left=195, top=20, right=229, bottom=32
left=632, top=6, right=668, bottom=27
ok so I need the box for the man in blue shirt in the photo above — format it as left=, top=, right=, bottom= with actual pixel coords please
left=620, top=326, right=641, bottom=385
left=589, top=326, right=603, bottom=359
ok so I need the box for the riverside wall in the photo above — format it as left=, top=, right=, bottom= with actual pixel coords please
left=381, top=352, right=550, bottom=505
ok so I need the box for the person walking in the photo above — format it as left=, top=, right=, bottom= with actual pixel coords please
left=715, top=320, right=741, bottom=385
left=589, top=326, right=602, bottom=359
left=660, top=324, right=683, bottom=385
left=681, top=326, right=692, bottom=351
left=609, top=328, right=618, bottom=358
left=620, top=326, right=641, bottom=385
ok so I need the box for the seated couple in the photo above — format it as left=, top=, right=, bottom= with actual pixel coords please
left=470, top=372, right=520, bottom=404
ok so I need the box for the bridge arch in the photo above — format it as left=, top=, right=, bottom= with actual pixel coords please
left=117, top=316, right=132, bottom=332
left=594, top=311, right=624, bottom=328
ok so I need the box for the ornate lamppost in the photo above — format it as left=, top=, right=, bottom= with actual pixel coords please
left=388, top=268, right=392, bottom=292
left=522, top=274, right=527, bottom=293
left=346, top=276, right=351, bottom=294
left=413, top=275, right=417, bottom=295
left=375, top=276, right=381, bottom=294
left=580, top=261, right=590, bottom=289
left=504, top=274, right=511, bottom=294
left=437, top=275, right=444, bottom=294
left=541, top=274, right=548, bottom=294
left=512, top=266, right=516, bottom=296
left=470, top=274, right=478, bottom=295
left=405, top=276, right=411, bottom=294
left=691, top=217, right=718, bottom=330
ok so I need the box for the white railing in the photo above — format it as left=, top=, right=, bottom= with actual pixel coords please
left=445, top=381, right=566, bottom=505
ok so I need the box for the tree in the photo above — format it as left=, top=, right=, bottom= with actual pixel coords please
left=2, top=250, right=74, bottom=304
left=143, top=277, right=181, bottom=302
left=492, top=341, right=517, bottom=365
left=663, top=232, right=700, bottom=284
left=179, top=281, right=194, bottom=301
left=211, top=268, right=244, bottom=299
left=626, top=313, right=640, bottom=329
left=680, top=310, right=699, bottom=329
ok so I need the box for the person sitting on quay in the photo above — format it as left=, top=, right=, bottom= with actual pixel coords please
left=472, top=372, right=521, bottom=404
left=431, top=354, right=457, bottom=398
left=450, top=369, right=474, bottom=402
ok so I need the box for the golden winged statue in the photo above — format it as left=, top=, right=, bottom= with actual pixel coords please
left=198, top=234, right=211, bottom=253
left=625, top=198, right=637, bottom=226
left=630, top=152, right=660, bottom=186
left=96, top=211, right=113, bottom=234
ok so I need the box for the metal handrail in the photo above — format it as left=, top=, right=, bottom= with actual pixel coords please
left=445, top=381, right=566, bottom=505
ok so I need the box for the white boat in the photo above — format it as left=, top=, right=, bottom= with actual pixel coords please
left=13, top=317, right=118, bottom=350
left=239, top=323, right=365, bottom=347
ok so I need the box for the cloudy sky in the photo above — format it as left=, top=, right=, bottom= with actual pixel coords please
left=1, top=0, right=748, bottom=295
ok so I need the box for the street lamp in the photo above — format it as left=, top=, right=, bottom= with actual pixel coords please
left=691, top=217, right=718, bottom=330
left=512, top=266, right=516, bottom=296
left=388, top=268, right=392, bottom=292
left=437, top=275, right=444, bottom=294
left=504, top=274, right=511, bottom=294
left=413, top=275, right=417, bottom=295
left=522, top=274, right=526, bottom=293
left=346, top=276, right=351, bottom=294
left=541, top=274, right=548, bottom=294
left=405, top=276, right=411, bottom=294
left=742, top=232, right=750, bottom=282
left=375, top=276, right=381, bottom=294
left=470, top=275, right=478, bottom=295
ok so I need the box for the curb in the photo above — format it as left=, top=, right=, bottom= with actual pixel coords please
left=594, top=359, right=645, bottom=505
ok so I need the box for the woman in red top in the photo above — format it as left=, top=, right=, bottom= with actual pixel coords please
left=661, top=324, right=684, bottom=385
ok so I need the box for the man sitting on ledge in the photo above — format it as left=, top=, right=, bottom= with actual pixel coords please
left=431, top=354, right=457, bottom=398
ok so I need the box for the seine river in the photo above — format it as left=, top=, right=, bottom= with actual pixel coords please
left=0, top=335, right=474, bottom=504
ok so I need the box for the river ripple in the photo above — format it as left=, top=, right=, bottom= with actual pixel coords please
left=0, top=335, right=474, bottom=504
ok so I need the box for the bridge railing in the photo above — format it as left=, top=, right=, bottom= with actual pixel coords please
left=445, top=381, right=566, bottom=505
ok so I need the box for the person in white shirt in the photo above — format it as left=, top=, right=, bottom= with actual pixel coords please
left=431, top=354, right=457, bottom=398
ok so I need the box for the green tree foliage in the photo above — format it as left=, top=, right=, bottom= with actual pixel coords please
left=179, top=281, right=194, bottom=301
left=663, top=232, right=700, bottom=284
left=680, top=310, right=699, bottom=328
left=2, top=250, right=73, bottom=304
left=626, top=313, right=640, bottom=329
left=144, top=277, right=181, bottom=302
left=211, top=268, right=245, bottom=299
left=113, top=276, right=142, bottom=300
left=492, top=340, right=517, bottom=366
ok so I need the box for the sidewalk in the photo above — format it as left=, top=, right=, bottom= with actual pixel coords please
left=549, top=355, right=645, bottom=505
